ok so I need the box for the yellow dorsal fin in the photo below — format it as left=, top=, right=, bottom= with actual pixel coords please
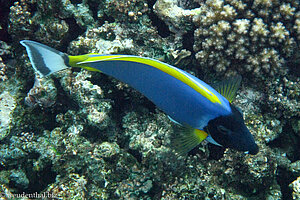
left=214, top=75, right=242, bottom=103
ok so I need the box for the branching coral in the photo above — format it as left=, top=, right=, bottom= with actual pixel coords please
left=8, top=1, right=33, bottom=39
left=8, top=0, right=90, bottom=46
left=0, top=57, right=8, bottom=82
left=152, top=0, right=300, bottom=77
left=289, top=176, right=300, bottom=199
left=0, top=41, right=11, bottom=82
left=192, top=0, right=299, bottom=76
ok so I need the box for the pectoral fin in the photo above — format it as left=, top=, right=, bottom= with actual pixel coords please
left=172, top=125, right=208, bottom=155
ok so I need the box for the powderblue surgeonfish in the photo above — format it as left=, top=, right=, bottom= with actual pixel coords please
left=20, top=40, right=259, bottom=155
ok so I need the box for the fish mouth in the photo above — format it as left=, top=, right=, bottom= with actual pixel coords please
left=248, top=144, right=259, bottom=155
left=225, top=130, right=259, bottom=155
left=230, top=142, right=259, bottom=155
left=239, top=138, right=259, bottom=155
left=237, top=127, right=259, bottom=155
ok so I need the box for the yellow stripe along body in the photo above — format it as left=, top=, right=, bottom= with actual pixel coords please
left=71, top=54, right=222, bottom=105
left=69, top=54, right=232, bottom=130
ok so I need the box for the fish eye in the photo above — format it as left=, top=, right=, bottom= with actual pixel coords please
left=217, top=125, right=229, bottom=134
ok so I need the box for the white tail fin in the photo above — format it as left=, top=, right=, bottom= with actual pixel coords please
left=20, top=40, right=69, bottom=77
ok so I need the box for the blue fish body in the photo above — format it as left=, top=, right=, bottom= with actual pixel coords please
left=20, top=40, right=259, bottom=155
left=85, top=56, right=231, bottom=129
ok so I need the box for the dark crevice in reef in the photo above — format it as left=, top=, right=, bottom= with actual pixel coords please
left=87, top=73, right=125, bottom=119
left=98, top=13, right=115, bottom=26
left=86, top=73, right=130, bottom=147
left=70, top=0, right=82, bottom=5
left=11, top=105, right=58, bottom=137
left=287, top=60, right=300, bottom=77
left=207, top=143, right=226, bottom=160
left=82, top=125, right=107, bottom=143
left=276, top=167, right=297, bottom=200
left=182, top=28, right=198, bottom=66
left=54, top=77, right=80, bottom=113
left=27, top=1, right=38, bottom=16
left=267, top=120, right=299, bottom=200
left=128, top=149, right=143, bottom=163
left=141, top=98, right=157, bottom=113
left=87, top=1, right=100, bottom=21
left=147, top=0, right=157, bottom=10
left=286, top=49, right=300, bottom=77
left=26, top=163, right=57, bottom=193
left=267, top=120, right=299, bottom=162
left=87, top=2, right=116, bottom=25
left=182, top=30, right=195, bottom=52
left=147, top=0, right=172, bottom=38
left=148, top=181, right=163, bottom=199
left=59, top=18, right=86, bottom=52
left=9, top=161, right=57, bottom=194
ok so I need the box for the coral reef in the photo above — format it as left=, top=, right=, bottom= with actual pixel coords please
left=46, top=173, right=88, bottom=199
left=153, top=0, right=199, bottom=34
left=191, top=0, right=300, bottom=77
left=58, top=69, right=113, bottom=130
left=0, top=0, right=299, bottom=199
left=69, top=23, right=135, bottom=55
left=25, top=76, right=57, bottom=108
left=0, top=91, right=17, bottom=140
left=0, top=57, right=8, bottom=81
left=9, top=169, right=29, bottom=190
left=265, top=76, right=300, bottom=118
left=290, top=176, right=300, bottom=200
left=8, top=1, right=33, bottom=40
left=0, top=41, right=12, bottom=81
left=122, top=110, right=173, bottom=159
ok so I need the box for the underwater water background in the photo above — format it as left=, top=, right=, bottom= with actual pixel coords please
left=0, top=0, right=299, bottom=199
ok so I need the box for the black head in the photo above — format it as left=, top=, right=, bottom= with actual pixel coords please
left=206, top=104, right=259, bottom=155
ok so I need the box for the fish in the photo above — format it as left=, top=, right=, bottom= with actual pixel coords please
left=20, top=40, right=259, bottom=155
